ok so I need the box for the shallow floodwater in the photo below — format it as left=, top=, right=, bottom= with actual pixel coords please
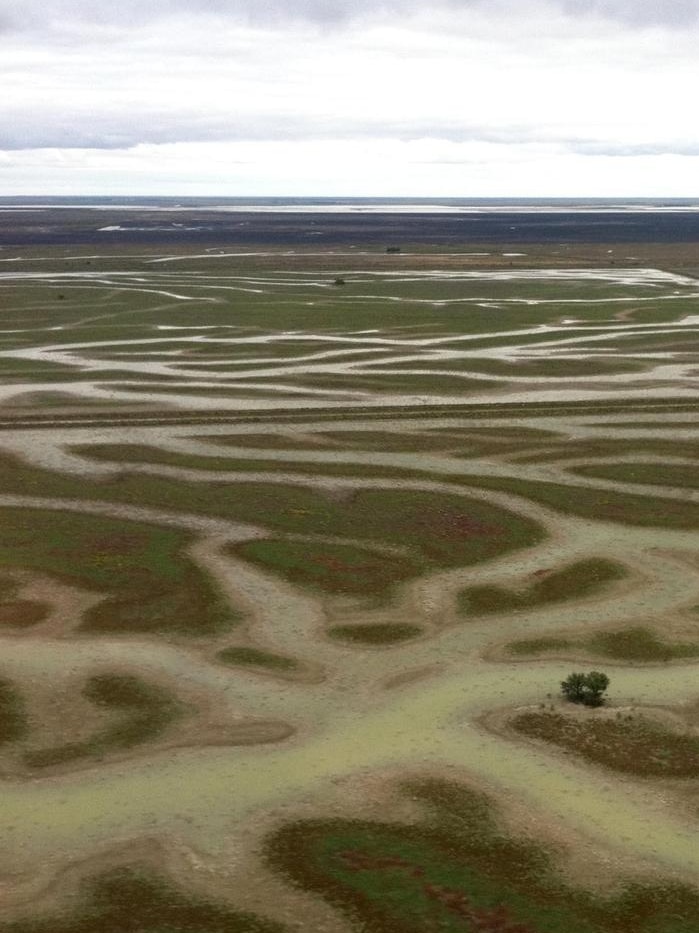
left=0, top=252, right=698, bottom=924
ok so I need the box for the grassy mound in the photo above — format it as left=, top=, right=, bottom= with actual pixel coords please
left=0, top=600, right=48, bottom=628
left=451, top=473, right=699, bottom=529
left=587, top=627, right=699, bottom=662
left=459, top=558, right=625, bottom=616
left=234, top=539, right=420, bottom=599
left=0, top=454, right=544, bottom=600
left=24, top=673, right=183, bottom=770
left=0, top=507, right=239, bottom=637
left=266, top=777, right=699, bottom=933
left=511, top=711, right=699, bottom=778
left=1, top=865, right=285, bottom=933
left=71, top=443, right=423, bottom=481
left=328, top=623, right=422, bottom=645
left=0, top=679, right=27, bottom=746
left=216, top=646, right=299, bottom=672
left=572, top=462, right=699, bottom=491
left=232, top=487, right=543, bottom=598
left=506, top=627, right=699, bottom=662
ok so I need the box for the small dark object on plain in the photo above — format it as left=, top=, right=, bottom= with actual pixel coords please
left=561, top=670, right=610, bottom=707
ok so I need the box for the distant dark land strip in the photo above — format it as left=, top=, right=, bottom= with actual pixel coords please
left=4, top=209, right=699, bottom=247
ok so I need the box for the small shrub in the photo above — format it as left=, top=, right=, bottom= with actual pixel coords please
left=561, top=671, right=609, bottom=707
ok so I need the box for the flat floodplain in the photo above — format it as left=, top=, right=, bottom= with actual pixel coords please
left=0, top=225, right=699, bottom=932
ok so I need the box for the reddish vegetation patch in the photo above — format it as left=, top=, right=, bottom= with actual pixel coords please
left=311, top=555, right=376, bottom=574
left=340, top=850, right=534, bottom=932
left=0, top=600, right=48, bottom=627
left=420, top=513, right=504, bottom=540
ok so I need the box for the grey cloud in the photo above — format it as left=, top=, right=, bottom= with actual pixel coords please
left=571, top=141, right=699, bottom=157
left=557, top=0, right=699, bottom=26
left=4, top=105, right=698, bottom=159
left=2, top=0, right=698, bottom=33
left=0, top=106, right=581, bottom=150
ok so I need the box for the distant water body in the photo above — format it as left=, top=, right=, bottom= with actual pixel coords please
left=3, top=198, right=699, bottom=246
left=2, top=197, right=699, bottom=213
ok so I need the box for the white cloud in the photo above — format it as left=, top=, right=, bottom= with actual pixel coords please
left=1, top=0, right=698, bottom=194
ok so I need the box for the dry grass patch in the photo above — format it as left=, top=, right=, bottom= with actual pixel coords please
left=511, top=710, right=699, bottom=778
left=327, top=623, right=423, bottom=646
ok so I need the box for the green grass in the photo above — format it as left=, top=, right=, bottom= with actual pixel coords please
left=452, top=473, right=699, bottom=529
left=70, top=443, right=426, bottom=481
left=265, top=777, right=699, bottom=933
left=0, top=506, right=240, bottom=637
left=234, top=539, right=422, bottom=599
left=1, top=865, right=285, bottom=933
left=327, top=623, right=423, bottom=645
left=388, top=356, right=644, bottom=378
left=0, top=678, right=28, bottom=745
left=216, top=646, right=299, bottom=672
left=0, top=455, right=544, bottom=565
left=514, top=439, right=699, bottom=465
left=0, top=574, right=17, bottom=596
left=287, top=372, right=493, bottom=393
left=459, top=558, right=626, bottom=616
left=572, top=462, right=699, bottom=491
left=506, top=627, right=699, bottom=662
left=23, top=673, right=184, bottom=770
left=193, top=433, right=329, bottom=451
left=586, top=627, right=699, bottom=662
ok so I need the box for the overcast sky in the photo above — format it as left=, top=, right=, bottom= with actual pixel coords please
left=2, top=0, right=698, bottom=196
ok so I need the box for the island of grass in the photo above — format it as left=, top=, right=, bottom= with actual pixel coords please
left=506, top=626, right=699, bottom=662
left=23, top=673, right=184, bottom=770
left=0, top=574, right=49, bottom=628
left=459, top=558, right=626, bottom=616
left=0, top=599, right=49, bottom=628
left=0, top=865, right=285, bottom=933
left=328, top=622, right=422, bottom=646
left=230, top=487, right=543, bottom=599
left=217, top=646, right=300, bottom=673
left=450, top=472, right=699, bottom=529
left=266, top=777, right=699, bottom=933
left=233, top=539, right=421, bottom=600
left=0, top=506, right=240, bottom=637
left=572, top=461, right=699, bottom=491
left=511, top=710, right=699, bottom=778
left=70, top=442, right=427, bottom=482
left=0, top=678, right=27, bottom=746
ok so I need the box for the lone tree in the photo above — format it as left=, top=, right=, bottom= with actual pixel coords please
left=561, top=671, right=609, bottom=707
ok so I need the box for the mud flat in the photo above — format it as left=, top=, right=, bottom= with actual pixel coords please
left=0, top=240, right=698, bottom=931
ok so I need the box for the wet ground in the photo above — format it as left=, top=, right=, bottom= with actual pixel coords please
left=0, top=237, right=698, bottom=930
